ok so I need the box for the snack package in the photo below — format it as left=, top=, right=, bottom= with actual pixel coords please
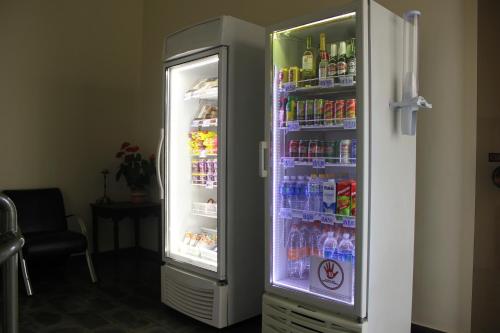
left=336, top=180, right=352, bottom=216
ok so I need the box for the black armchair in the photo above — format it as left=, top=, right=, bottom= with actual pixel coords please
left=3, top=188, right=97, bottom=295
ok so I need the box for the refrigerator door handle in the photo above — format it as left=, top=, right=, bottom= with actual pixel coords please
left=157, top=128, right=165, bottom=199
left=259, top=140, right=268, bottom=178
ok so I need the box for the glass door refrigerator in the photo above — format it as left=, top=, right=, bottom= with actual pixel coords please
left=159, top=16, right=265, bottom=328
left=261, top=1, right=430, bottom=332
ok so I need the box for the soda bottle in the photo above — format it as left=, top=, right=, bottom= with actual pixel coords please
left=299, top=222, right=311, bottom=274
left=280, top=176, right=290, bottom=209
left=309, top=221, right=323, bottom=258
left=287, top=222, right=306, bottom=279
left=322, top=231, right=338, bottom=259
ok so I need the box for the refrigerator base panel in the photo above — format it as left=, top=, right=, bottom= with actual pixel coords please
left=262, top=293, right=366, bottom=333
left=161, top=265, right=228, bottom=328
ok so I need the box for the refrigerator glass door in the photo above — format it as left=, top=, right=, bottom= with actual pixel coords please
left=270, top=12, right=359, bottom=306
left=165, top=51, right=224, bottom=276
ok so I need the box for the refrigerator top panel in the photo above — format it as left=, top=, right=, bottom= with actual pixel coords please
left=266, top=0, right=367, bottom=318
left=166, top=52, right=221, bottom=274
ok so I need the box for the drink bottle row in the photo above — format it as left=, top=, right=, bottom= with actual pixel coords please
left=278, top=33, right=356, bottom=88
left=280, top=175, right=356, bottom=216
left=279, top=97, right=356, bottom=127
left=288, top=139, right=356, bottom=163
left=287, top=221, right=355, bottom=280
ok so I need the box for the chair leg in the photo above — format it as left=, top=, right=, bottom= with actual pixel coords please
left=19, top=251, right=33, bottom=296
left=85, top=250, right=98, bottom=283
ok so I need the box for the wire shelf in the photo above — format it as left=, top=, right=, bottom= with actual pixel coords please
left=279, top=208, right=356, bottom=228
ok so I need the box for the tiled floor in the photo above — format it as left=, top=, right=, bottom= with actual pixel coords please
left=11, top=249, right=260, bottom=333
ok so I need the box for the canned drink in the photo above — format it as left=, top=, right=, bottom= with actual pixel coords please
left=346, top=99, right=356, bottom=118
left=325, top=141, right=339, bottom=160
left=288, top=66, right=300, bottom=86
left=289, top=140, right=299, bottom=158
left=340, top=140, right=352, bottom=164
left=296, top=100, right=306, bottom=125
left=324, top=100, right=335, bottom=126
left=335, top=99, right=346, bottom=125
left=305, top=100, right=315, bottom=126
left=278, top=67, right=289, bottom=88
left=351, top=139, right=357, bottom=160
left=308, top=140, right=318, bottom=160
left=314, top=99, right=324, bottom=125
left=316, top=141, right=325, bottom=157
left=298, top=140, right=309, bottom=161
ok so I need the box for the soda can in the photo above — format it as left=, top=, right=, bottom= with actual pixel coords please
left=351, top=139, right=357, bottom=160
left=335, top=99, right=345, bottom=125
left=325, top=141, right=339, bottom=161
left=308, top=140, right=318, bottom=160
left=316, top=141, right=325, bottom=157
left=288, top=66, right=300, bottom=86
left=324, top=100, right=335, bottom=126
left=305, top=100, right=315, bottom=126
left=298, top=140, right=309, bottom=161
left=296, top=100, right=306, bottom=125
left=289, top=140, right=299, bottom=158
left=346, top=99, right=356, bottom=118
left=314, top=99, right=324, bottom=125
left=278, top=67, right=289, bottom=88
left=340, top=140, right=352, bottom=164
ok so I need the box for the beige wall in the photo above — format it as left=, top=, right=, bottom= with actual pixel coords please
left=139, top=0, right=477, bottom=332
left=0, top=0, right=144, bottom=251
left=471, top=1, right=500, bottom=332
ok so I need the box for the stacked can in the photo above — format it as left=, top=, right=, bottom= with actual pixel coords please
left=305, top=100, right=315, bottom=126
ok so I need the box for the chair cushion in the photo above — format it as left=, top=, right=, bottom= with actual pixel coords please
left=23, top=231, right=87, bottom=258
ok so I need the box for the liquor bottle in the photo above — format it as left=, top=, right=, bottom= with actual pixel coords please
left=318, top=33, right=329, bottom=81
left=327, top=43, right=338, bottom=78
left=337, top=41, right=347, bottom=76
left=302, top=36, right=317, bottom=86
left=347, top=38, right=356, bottom=76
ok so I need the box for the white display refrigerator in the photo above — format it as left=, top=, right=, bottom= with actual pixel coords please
left=159, top=16, right=265, bottom=328
left=260, top=1, right=430, bottom=332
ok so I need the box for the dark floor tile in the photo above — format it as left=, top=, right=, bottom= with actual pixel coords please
left=94, top=328, right=128, bottom=333
left=69, top=312, right=109, bottom=330
left=46, top=327, right=87, bottom=333
left=32, top=311, right=63, bottom=326
left=108, top=309, right=151, bottom=329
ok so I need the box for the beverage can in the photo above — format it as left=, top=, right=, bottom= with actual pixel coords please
left=314, top=99, right=324, bottom=125
left=288, top=66, right=300, bottom=85
left=308, top=140, right=318, bottom=160
left=346, top=99, right=356, bottom=118
left=351, top=139, right=357, bottom=160
left=340, top=139, right=352, bottom=164
left=289, top=140, right=299, bottom=158
left=296, top=100, right=306, bottom=125
left=315, top=141, right=325, bottom=158
left=278, top=67, right=289, bottom=88
left=325, top=141, right=339, bottom=161
left=335, top=99, right=345, bottom=125
left=298, top=140, right=309, bottom=161
left=323, top=100, right=334, bottom=126
left=305, top=100, right=315, bottom=126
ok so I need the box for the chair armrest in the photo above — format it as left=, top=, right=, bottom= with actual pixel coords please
left=65, top=214, right=88, bottom=237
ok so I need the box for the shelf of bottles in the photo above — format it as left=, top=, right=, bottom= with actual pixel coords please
left=272, top=14, right=358, bottom=305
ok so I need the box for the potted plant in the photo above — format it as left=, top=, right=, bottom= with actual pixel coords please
left=115, top=142, right=155, bottom=203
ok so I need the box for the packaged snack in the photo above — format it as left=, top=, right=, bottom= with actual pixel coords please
left=336, top=181, right=352, bottom=216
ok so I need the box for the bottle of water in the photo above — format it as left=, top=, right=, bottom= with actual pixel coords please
left=281, top=176, right=290, bottom=209
left=337, top=232, right=355, bottom=262
left=306, top=176, right=322, bottom=212
left=309, top=221, right=322, bottom=258
left=287, top=222, right=306, bottom=279
left=299, top=222, right=311, bottom=274
left=296, top=176, right=307, bottom=210
left=288, top=176, right=297, bottom=209
left=322, top=231, right=337, bottom=259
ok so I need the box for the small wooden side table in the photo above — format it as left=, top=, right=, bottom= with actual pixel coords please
left=90, top=201, right=162, bottom=257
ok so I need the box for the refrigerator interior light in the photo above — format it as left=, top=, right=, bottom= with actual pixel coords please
left=273, top=12, right=356, bottom=37
left=172, top=55, right=219, bottom=73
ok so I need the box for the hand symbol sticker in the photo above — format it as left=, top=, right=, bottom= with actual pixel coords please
left=318, top=259, right=344, bottom=290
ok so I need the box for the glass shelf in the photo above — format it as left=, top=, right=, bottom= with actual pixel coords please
left=279, top=118, right=356, bottom=131
left=281, top=156, right=356, bottom=169
left=191, top=118, right=218, bottom=128
left=184, top=87, right=218, bottom=101
left=279, top=208, right=355, bottom=228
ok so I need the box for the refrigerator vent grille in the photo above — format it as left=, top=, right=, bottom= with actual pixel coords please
left=164, top=277, right=215, bottom=320
left=262, top=294, right=361, bottom=333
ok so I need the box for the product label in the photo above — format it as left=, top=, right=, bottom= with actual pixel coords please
left=319, top=78, right=334, bottom=88
left=282, top=157, right=295, bottom=168
left=343, top=119, right=356, bottom=130
left=343, top=217, right=356, bottom=228
left=287, top=120, right=300, bottom=131
left=312, top=158, right=326, bottom=169
left=337, top=61, right=347, bottom=75
left=338, top=75, right=354, bottom=86
left=348, top=59, right=356, bottom=75
left=302, top=55, right=313, bottom=70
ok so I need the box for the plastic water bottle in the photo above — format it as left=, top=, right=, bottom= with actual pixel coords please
left=288, top=176, right=297, bottom=209
left=322, top=231, right=337, bottom=259
left=309, top=221, right=322, bottom=258
left=299, top=222, right=311, bottom=273
left=280, top=176, right=290, bottom=209
left=337, top=232, right=355, bottom=261
left=296, top=176, right=307, bottom=210
left=306, top=176, right=322, bottom=212
left=287, top=222, right=306, bottom=279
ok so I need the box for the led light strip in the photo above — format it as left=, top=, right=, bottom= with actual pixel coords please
left=274, top=12, right=356, bottom=36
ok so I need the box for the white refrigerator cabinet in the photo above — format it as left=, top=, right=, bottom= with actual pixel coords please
left=261, top=1, right=418, bottom=332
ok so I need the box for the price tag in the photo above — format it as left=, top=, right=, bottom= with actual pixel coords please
left=287, top=120, right=300, bottom=131
left=302, top=212, right=315, bottom=222
left=282, top=157, right=295, bottom=168
left=202, top=119, right=212, bottom=127
left=343, top=217, right=356, bottom=228
left=343, top=119, right=356, bottom=129
left=338, top=75, right=354, bottom=86
left=280, top=208, right=293, bottom=219
left=320, top=214, right=335, bottom=225
left=319, top=78, right=334, bottom=88
left=205, top=181, right=214, bottom=189
left=312, top=158, right=326, bottom=169
left=284, top=82, right=296, bottom=92
left=199, top=150, right=207, bottom=158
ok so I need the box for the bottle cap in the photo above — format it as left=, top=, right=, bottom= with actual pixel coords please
left=328, top=231, right=334, bottom=237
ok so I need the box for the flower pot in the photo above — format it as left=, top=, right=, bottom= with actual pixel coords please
left=130, top=190, right=147, bottom=204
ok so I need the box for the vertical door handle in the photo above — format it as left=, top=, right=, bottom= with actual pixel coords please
left=156, top=129, right=164, bottom=199
left=259, top=141, right=268, bottom=178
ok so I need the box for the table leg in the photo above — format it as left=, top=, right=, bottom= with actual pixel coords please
left=134, top=217, right=140, bottom=248
left=92, top=210, right=98, bottom=254
left=113, top=219, right=119, bottom=252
